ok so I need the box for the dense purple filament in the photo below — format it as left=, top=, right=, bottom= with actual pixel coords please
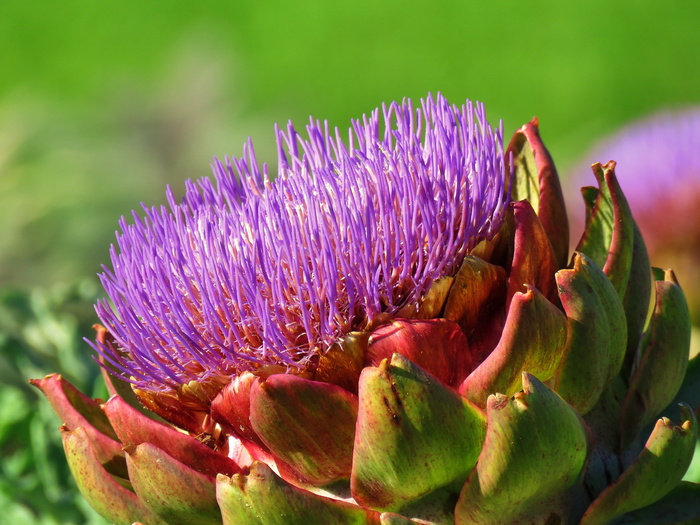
left=92, top=94, right=508, bottom=391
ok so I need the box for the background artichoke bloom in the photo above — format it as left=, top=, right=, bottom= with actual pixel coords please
left=566, top=107, right=700, bottom=333
left=32, top=95, right=700, bottom=525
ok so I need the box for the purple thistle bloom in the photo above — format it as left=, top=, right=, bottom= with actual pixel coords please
left=93, top=93, right=508, bottom=392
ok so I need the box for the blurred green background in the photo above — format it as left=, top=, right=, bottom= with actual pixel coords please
left=1, top=1, right=699, bottom=523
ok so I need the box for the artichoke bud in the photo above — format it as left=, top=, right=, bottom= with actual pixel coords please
left=619, top=221, right=653, bottom=378
left=210, top=372, right=262, bottom=446
left=102, top=395, right=241, bottom=479
left=395, top=275, right=454, bottom=320
left=366, top=318, right=473, bottom=388
left=31, top=95, right=700, bottom=524
left=442, top=255, right=506, bottom=365
left=132, top=384, right=212, bottom=436
left=507, top=199, right=560, bottom=308
left=575, top=161, right=635, bottom=300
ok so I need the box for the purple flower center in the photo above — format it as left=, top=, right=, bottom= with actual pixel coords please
left=92, top=93, right=508, bottom=391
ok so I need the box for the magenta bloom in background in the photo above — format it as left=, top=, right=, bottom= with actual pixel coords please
left=567, top=107, right=700, bottom=323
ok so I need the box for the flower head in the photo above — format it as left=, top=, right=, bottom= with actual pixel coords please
left=93, top=94, right=508, bottom=392
left=32, top=102, right=700, bottom=525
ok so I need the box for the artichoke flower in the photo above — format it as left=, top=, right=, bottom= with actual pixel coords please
left=32, top=94, right=700, bottom=525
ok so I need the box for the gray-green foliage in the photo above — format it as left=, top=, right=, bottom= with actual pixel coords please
left=0, top=280, right=108, bottom=525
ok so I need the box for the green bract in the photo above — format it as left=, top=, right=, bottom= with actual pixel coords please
left=32, top=110, right=700, bottom=524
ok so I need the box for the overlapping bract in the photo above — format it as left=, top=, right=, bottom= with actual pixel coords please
left=31, top=99, right=700, bottom=525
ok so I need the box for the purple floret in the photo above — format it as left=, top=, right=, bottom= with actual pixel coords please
left=92, top=93, right=508, bottom=391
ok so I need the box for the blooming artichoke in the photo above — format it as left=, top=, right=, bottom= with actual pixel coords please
left=32, top=94, right=700, bottom=525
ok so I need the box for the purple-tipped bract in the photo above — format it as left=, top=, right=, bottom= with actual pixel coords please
left=93, top=94, right=508, bottom=391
